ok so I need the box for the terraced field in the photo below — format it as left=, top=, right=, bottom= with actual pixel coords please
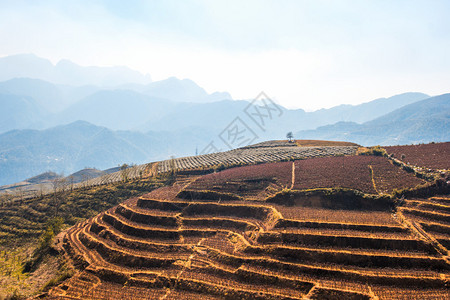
left=384, top=142, right=450, bottom=170
left=44, top=146, right=450, bottom=299
left=185, top=155, right=426, bottom=199
left=156, top=145, right=357, bottom=174
left=1, top=142, right=357, bottom=203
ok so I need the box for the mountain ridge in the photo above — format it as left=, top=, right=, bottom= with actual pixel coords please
left=0, top=53, right=152, bottom=87
left=296, top=94, right=450, bottom=145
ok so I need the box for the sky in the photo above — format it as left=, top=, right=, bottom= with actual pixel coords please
left=0, top=0, right=449, bottom=110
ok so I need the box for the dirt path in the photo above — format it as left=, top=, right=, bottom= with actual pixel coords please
left=396, top=210, right=449, bottom=257
left=368, top=165, right=380, bottom=194
left=159, top=238, right=206, bottom=300
left=290, top=162, right=295, bottom=189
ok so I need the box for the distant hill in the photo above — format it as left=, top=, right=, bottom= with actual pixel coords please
left=0, top=78, right=65, bottom=112
left=0, top=57, right=431, bottom=135
left=310, top=92, right=430, bottom=124
left=0, top=76, right=235, bottom=132
left=0, top=121, right=144, bottom=185
left=26, top=171, right=61, bottom=184
left=365, top=93, right=449, bottom=125
left=0, top=168, right=116, bottom=196
left=296, top=94, right=450, bottom=145
left=142, top=100, right=249, bottom=132
left=142, top=77, right=233, bottom=103
left=0, top=54, right=152, bottom=87
left=0, top=171, right=62, bottom=195
left=0, top=78, right=100, bottom=113
left=0, top=93, right=47, bottom=132
left=66, top=168, right=107, bottom=183
left=0, top=92, right=444, bottom=185
left=0, top=121, right=213, bottom=186
left=119, top=77, right=233, bottom=103
left=56, top=90, right=177, bottom=130
left=144, top=92, right=430, bottom=137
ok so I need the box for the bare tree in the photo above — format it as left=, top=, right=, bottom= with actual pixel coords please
left=51, top=176, right=68, bottom=217
left=286, top=132, right=294, bottom=142
left=0, top=193, right=12, bottom=207
left=120, top=163, right=130, bottom=182
left=16, top=186, right=25, bottom=205
left=81, top=173, right=92, bottom=189
left=39, top=183, right=45, bottom=198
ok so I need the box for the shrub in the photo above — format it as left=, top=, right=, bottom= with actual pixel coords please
left=357, top=146, right=387, bottom=157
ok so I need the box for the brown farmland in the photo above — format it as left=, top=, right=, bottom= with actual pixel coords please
left=36, top=142, right=450, bottom=299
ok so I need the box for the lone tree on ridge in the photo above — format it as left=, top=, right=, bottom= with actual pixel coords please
left=286, top=132, right=294, bottom=142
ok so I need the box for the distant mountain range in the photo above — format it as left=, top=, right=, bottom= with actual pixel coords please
left=1, top=92, right=448, bottom=186
left=0, top=77, right=234, bottom=131
left=0, top=54, right=152, bottom=87
left=148, top=92, right=430, bottom=137
left=0, top=121, right=217, bottom=185
left=296, top=94, right=450, bottom=145
left=0, top=53, right=448, bottom=186
left=1, top=73, right=429, bottom=134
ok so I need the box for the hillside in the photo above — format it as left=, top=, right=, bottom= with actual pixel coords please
left=1, top=141, right=448, bottom=299
left=36, top=142, right=449, bottom=300
left=0, top=140, right=362, bottom=298
left=384, top=142, right=450, bottom=170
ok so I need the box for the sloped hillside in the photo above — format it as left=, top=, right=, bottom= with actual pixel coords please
left=43, top=143, right=450, bottom=300
left=384, top=142, right=450, bottom=171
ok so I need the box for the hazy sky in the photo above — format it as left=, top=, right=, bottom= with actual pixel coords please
left=1, top=0, right=449, bottom=110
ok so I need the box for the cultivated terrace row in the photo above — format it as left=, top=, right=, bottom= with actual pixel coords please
left=40, top=143, right=450, bottom=299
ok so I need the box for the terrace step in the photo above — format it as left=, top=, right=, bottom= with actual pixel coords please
left=64, top=225, right=106, bottom=269
left=306, top=286, right=371, bottom=300
left=420, top=221, right=450, bottom=235
left=58, top=271, right=101, bottom=297
left=85, top=224, right=193, bottom=262
left=175, top=270, right=309, bottom=299
left=115, top=204, right=179, bottom=228
left=429, top=196, right=450, bottom=206
left=91, top=214, right=192, bottom=246
left=400, top=207, right=450, bottom=224
left=245, top=244, right=449, bottom=271
left=90, top=219, right=193, bottom=253
left=199, top=246, right=449, bottom=288
left=404, top=199, right=450, bottom=214
left=102, top=210, right=252, bottom=243
left=101, top=211, right=183, bottom=241
left=78, top=229, right=186, bottom=270
left=136, top=197, right=188, bottom=211
left=257, top=231, right=437, bottom=254
left=274, top=219, right=407, bottom=233
left=181, top=216, right=260, bottom=232
left=120, top=203, right=179, bottom=217
left=242, top=264, right=373, bottom=296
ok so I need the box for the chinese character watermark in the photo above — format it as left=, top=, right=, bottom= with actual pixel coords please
left=244, top=92, right=283, bottom=132
left=219, top=117, right=258, bottom=149
left=200, top=92, right=283, bottom=154
left=199, top=141, right=222, bottom=155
